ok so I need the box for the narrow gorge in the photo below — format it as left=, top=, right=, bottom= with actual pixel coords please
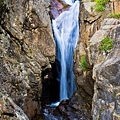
left=0, top=0, right=120, bottom=120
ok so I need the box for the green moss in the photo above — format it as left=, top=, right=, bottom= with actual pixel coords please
left=80, top=55, right=88, bottom=71
left=92, top=0, right=110, bottom=12
left=95, top=0, right=109, bottom=5
left=108, top=13, right=120, bottom=19
left=95, top=4, right=105, bottom=12
left=99, top=37, right=113, bottom=52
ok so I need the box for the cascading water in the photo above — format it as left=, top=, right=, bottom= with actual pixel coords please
left=52, top=0, right=80, bottom=102
left=63, top=0, right=74, bottom=5
left=43, top=0, right=79, bottom=119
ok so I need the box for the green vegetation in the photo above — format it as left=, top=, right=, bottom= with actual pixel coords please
left=99, top=37, right=113, bottom=52
left=108, top=13, right=120, bottom=19
left=95, top=4, right=105, bottom=11
left=92, top=0, right=109, bottom=12
left=80, top=55, right=88, bottom=71
left=95, top=0, right=109, bottom=5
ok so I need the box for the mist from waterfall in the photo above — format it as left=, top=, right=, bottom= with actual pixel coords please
left=52, top=0, right=79, bottom=102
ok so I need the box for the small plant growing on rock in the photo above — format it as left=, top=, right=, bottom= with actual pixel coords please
left=95, top=0, right=109, bottom=5
left=80, top=55, right=91, bottom=71
left=108, top=13, right=120, bottom=19
left=99, top=37, right=113, bottom=52
left=80, top=55, right=88, bottom=71
left=95, top=4, right=105, bottom=11
left=92, top=0, right=110, bottom=12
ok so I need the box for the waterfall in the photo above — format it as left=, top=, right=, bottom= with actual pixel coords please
left=62, top=0, right=74, bottom=5
left=52, top=0, right=79, bottom=102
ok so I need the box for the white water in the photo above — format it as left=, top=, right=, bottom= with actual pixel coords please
left=52, top=0, right=79, bottom=101
left=63, top=0, right=74, bottom=5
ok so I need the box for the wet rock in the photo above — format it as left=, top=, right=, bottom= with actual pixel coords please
left=53, top=99, right=92, bottom=120
left=50, top=0, right=70, bottom=19
left=43, top=99, right=91, bottom=120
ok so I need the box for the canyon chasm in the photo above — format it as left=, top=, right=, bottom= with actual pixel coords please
left=0, top=0, right=120, bottom=120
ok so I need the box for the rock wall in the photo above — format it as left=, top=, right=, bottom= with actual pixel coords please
left=73, top=0, right=112, bottom=117
left=89, top=18, right=120, bottom=120
left=0, top=0, right=55, bottom=119
left=74, top=0, right=120, bottom=120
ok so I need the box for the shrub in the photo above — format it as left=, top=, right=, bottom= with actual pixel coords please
left=99, top=37, right=113, bottom=52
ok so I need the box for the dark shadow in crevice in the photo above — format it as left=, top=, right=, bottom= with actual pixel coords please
left=41, top=61, right=60, bottom=106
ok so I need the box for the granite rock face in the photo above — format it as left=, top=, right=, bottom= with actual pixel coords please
left=74, top=1, right=120, bottom=119
left=0, top=0, right=55, bottom=119
left=88, top=18, right=120, bottom=120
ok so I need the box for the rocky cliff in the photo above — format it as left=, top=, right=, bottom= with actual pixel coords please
left=0, top=0, right=55, bottom=119
left=74, top=0, right=120, bottom=120
left=90, top=18, right=120, bottom=120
